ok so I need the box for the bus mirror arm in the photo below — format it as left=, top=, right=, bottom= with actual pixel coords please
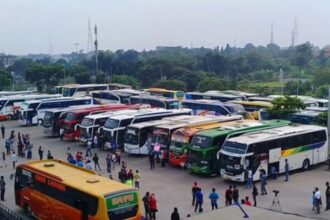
left=74, top=124, right=80, bottom=131
left=97, top=126, right=103, bottom=133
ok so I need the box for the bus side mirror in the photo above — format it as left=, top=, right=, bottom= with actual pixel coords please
left=74, top=124, right=80, bottom=131
left=97, top=126, right=103, bottom=134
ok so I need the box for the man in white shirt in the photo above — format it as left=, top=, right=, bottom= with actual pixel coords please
left=11, top=151, right=17, bottom=169
left=315, top=187, right=321, bottom=214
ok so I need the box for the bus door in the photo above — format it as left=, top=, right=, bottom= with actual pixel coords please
left=74, top=199, right=89, bottom=220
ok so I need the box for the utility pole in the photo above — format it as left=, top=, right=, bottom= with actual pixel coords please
left=74, top=43, right=79, bottom=64
left=327, top=87, right=330, bottom=156
left=94, top=24, right=98, bottom=83
left=87, top=18, right=93, bottom=53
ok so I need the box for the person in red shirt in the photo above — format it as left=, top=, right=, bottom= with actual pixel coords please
left=127, top=169, right=134, bottom=180
left=149, top=193, right=158, bottom=220
left=244, top=196, right=252, bottom=206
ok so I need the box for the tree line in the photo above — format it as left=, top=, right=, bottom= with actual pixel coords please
left=1, top=42, right=330, bottom=97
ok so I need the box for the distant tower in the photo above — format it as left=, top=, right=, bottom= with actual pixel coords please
left=48, top=36, right=53, bottom=55
left=87, top=18, right=93, bottom=53
left=270, top=23, right=274, bottom=44
left=74, top=43, right=79, bottom=63
left=94, top=24, right=98, bottom=83
left=291, top=17, right=298, bottom=46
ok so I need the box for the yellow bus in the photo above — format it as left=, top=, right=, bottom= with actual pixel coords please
left=144, top=88, right=185, bottom=99
left=15, top=159, right=142, bottom=220
left=230, top=100, right=272, bottom=120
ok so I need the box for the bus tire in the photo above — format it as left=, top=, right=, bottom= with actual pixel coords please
left=38, top=119, right=43, bottom=125
left=24, top=204, right=32, bottom=217
left=302, top=159, right=310, bottom=171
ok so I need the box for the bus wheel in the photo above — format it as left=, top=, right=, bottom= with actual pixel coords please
left=24, top=204, right=32, bottom=217
left=38, top=119, right=43, bottom=125
left=302, top=159, right=310, bottom=171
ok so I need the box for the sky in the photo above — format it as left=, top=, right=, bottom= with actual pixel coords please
left=0, top=0, right=329, bottom=55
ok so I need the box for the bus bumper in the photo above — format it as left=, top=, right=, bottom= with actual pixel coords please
left=169, top=153, right=187, bottom=167
left=221, top=170, right=245, bottom=182
left=64, top=132, right=75, bottom=141
left=188, top=164, right=210, bottom=175
left=43, top=127, right=57, bottom=136
left=0, top=114, right=8, bottom=121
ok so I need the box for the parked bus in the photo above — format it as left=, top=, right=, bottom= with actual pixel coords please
left=230, top=100, right=272, bottom=120
left=289, top=110, right=327, bottom=126
left=182, top=99, right=245, bottom=116
left=15, top=159, right=142, bottom=219
left=18, top=97, right=96, bottom=126
left=185, top=91, right=242, bottom=102
left=63, top=104, right=141, bottom=141
left=168, top=115, right=243, bottom=167
left=144, top=88, right=185, bottom=99
left=61, top=84, right=109, bottom=97
left=102, top=108, right=192, bottom=149
left=79, top=110, right=139, bottom=144
left=130, top=95, right=179, bottom=109
left=0, top=94, right=62, bottom=120
left=0, top=90, right=33, bottom=96
left=108, top=83, right=132, bottom=90
left=219, top=125, right=328, bottom=182
left=187, top=120, right=290, bottom=175
left=221, top=90, right=258, bottom=100
left=92, top=90, right=140, bottom=104
left=124, top=115, right=221, bottom=155
left=42, top=105, right=100, bottom=137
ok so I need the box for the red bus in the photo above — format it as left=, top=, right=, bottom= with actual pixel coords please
left=62, top=104, right=144, bottom=141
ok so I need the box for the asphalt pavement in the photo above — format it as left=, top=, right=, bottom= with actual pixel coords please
left=0, top=120, right=329, bottom=220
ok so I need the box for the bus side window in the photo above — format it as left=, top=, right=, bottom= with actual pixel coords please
left=299, top=133, right=312, bottom=146
left=311, top=130, right=327, bottom=143
left=291, top=135, right=301, bottom=148
left=280, top=138, right=291, bottom=150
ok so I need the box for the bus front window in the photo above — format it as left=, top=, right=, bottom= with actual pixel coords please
left=188, top=151, right=204, bottom=166
left=0, top=100, right=6, bottom=110
left=43, top=112, right=53, bottom=127
left=222, top=141, right=247, bottom=154
left=191, top=135, right=212, bottom=148
left=168, top=101, right=179, bottom=109
left=81, top=118, right=94, bottom=127
left=105, top=191, right=139, bottom=219
left=152, top=133, right=168, bottom=146
left=65, top=112, right=77, bottom=121
left=125, top=128, right=139, bottom=145
left=63, top=88, right=75, bottom=97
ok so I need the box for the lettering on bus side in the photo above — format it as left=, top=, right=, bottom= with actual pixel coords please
left=35, top=174, right=66, bottom=192
left=106, top=191, right=138, bottom=210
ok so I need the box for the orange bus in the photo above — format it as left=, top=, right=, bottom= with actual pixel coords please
left=15, top=159, right=142, bottom=220
left=169, top=118, right=242, bottom=167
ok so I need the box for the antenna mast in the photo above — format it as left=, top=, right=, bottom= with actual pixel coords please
left=270, top=23, right=274, bottom=44
left=94, top=24, right=98, bottom=83
left=87, top=18, right=93, bottom=53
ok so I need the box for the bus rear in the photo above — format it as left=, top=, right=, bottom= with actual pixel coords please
left=15, top=160, right=142, bottom=220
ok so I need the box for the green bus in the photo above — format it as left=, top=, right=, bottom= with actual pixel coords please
left=187, top=119, right=290, bottom=175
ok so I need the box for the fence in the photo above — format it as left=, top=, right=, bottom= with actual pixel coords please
left=0, top=202, right=26, bottom=220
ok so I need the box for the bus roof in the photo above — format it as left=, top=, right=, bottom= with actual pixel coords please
left=20, top=160, right=133, bottom=196
left=131, top=95, right=178, bottom=102
left=186, top=91, right=241, bottom=99
left=67, top=104, right=128, bottom=114
left=221, top=90, right=258, bottom=97
left=83, top=109, right=139, bottom=120
left=44, top=105, right=99, bottom=114
left=60, top=84, right=108, bottom=89
left=106, top=108, right=192, bottom=121
left=127, top=115, right=194, bottom=130
left=226, top=124, right=326, bottom=145
left=144, top=88, right=183, bottom=93
left=193, top=119, right=290, bottom=138
left=0, top=94, right=62, bottom=101
left=230, top=100, right=273, bottom=108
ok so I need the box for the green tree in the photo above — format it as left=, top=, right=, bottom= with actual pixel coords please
left=313, top=68, right=330, bottom=87
left=197, top=77, right=226, bottom=92
left=0, top=70, right=11, bottom=90
left=111, top=75, right=140, bottom=89
left=267, top=96, right=306, bottom=119
left=290, top=42, right=313, bottom=79
left=153, top=80, right=187, bottom=91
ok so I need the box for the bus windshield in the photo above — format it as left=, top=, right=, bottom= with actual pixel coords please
left=105, top=191, right=139, bottom=219
left=65, top=112, right=77, bottom=121
left=63, top=88, right=75, bottom=97
left=152, top=131, right=168, bottom=146
left=167, top=101, right=179, bottom=109
left=125, top=128, right=139, bottom=145
left=43, top=111, right=53, bottom=127
left=222, top=141, right=247, bottom=154
left=0, top=100, right=6, bottom=110
left=81, top=118, right=94, bottom=127
left=191, top=135, right=213, bottom=148
left=104, top=119, right=120, bottom=129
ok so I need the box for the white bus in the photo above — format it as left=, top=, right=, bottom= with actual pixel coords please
left=18, top=97, right=95, bottom=126
left=61, top=84, right=109, bottom=97
left=0, top=91, right=33, bottom=96
left=102, top=108, right=192, bottom=149
left=0, top=94, right=62, bottom=120
left=219, top=125, right=328, bottom=182
left=92, top=89, right=141, bottom=104
left=79, top=110, right=139, bottom=144
left=124, top=115, right=195, bottom=155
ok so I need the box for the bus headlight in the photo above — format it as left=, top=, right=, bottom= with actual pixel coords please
left=234, top=165, right=240, bottom=170
left=201, top=161, right=208, bottom=165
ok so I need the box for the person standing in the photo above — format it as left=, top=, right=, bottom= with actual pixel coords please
left=315, top=187, right=321, bottom=214
left=38, top=146, right=44, bottom=160
left=93, top=153, right=101, bottom=171
left=134, top=170, right=140, bottom=189
left=47, top=150, right=53, bottom=159
left=232, top=185, right=239, bottom=204
left=93, top=134, right=98, bottom=149
left=171, top=207, right=180, bottom=220
left=191, top=182, right=200, bottom=206
left=325, top=181, right=330, bottom=211
left=59, top=127, right=64, bottom=141
left=208, top=188, right=219, bottom=210
left=225, top=185, right=233, bottom=206
left=246, top=169, right=253, bottom=189
left=284, top=159, right=289, bottom=182
left=86, top=142, right=93, bottom=157
left=252, top=184, right=258, bottom=207
left=27, top=145, right=32, bottom=160
left=11, top=151, right=17, bottom=169
left=260, top=170, right=267, bottom=195
left=142, top=192, right=151, bottom=219
left=194, top=188, right=203, bottom=212
left=0, top=176, right=5, bottom=201
left=149, top=193, right=158, bottom=220
left=148, top=151, right=155, bottom=170
left=106, top=153, right=112, bottom=173
left=0, top=124, right=5, bottom=139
